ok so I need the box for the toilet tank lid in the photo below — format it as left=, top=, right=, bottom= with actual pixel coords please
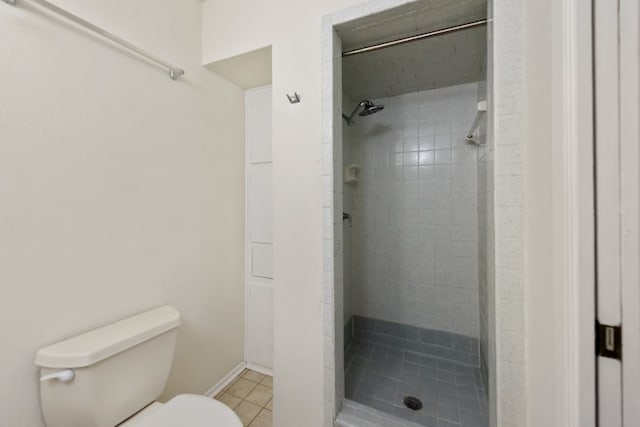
left=35, top=306, right=181, bottom=369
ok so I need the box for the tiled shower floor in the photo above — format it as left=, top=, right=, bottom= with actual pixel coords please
left=345, top=339, right=488, bottom=427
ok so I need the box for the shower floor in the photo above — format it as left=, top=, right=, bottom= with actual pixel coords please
left=345, top=339, right=488, bottom=427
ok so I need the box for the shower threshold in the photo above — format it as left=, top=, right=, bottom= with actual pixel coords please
left=336, top=399, right=425, bottom=427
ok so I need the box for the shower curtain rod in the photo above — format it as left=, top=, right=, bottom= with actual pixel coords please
left=2, top=0, right=185, bottom=80
left=342, top=19, right=488, bottom=57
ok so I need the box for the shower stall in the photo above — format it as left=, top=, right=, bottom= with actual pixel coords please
left=337, top=1, right=491, bottom=426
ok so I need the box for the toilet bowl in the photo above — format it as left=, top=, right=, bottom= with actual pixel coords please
left=122, top=395, right=242, bottom=427
left=35, top=306, right=243, bottom=427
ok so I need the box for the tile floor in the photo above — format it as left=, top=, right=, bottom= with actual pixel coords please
left=215, top=369, right=273, bottom=427
left=345, top=339, right=488, bottom=427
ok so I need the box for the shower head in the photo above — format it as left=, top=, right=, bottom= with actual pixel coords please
left=358, top=100, right=385, bottom=116
left=342, top=99, right=385, bottom=125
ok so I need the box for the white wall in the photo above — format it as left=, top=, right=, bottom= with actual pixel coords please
left=203, top=1, right=366, bottom=426
left=348, top=84, right=480, bottom=338
left=0, top=1, right=245, bottom=425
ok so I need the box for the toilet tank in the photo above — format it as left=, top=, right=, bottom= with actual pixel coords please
left=35, top=306, right=181, bottom=427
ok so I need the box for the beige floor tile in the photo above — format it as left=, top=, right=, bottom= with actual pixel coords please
left=223, top=375, right=240, bottom=392
left=214, top=392, right=242, bottom=410
left=227, top=378, right=258, bottom=399
left=243, top=369, right=265, bottom=383
left=259, top=375, right=273, bottom=388
left=248, top=409, right=272, bottom=427
left=234, top=401, right=262, bottom=426
left=245, top=384, right=272, bottom=407
left=265, top=398, right=273, bottom=411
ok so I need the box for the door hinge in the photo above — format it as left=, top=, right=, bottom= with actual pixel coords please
left=596, top=322, right=622, bottom=360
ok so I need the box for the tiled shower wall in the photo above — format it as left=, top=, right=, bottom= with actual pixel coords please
left=492, top=0, right=527, bottom=424
left=476, top=80, right=493, bottom=389
left=343, top=98, right=357, bottom=351
left=347, top=83, right=481, bottom=339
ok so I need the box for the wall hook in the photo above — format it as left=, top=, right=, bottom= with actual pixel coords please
left=286, top=92, right=301, bottom=104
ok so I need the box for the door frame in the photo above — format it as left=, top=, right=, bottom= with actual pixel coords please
left=549, top=0, right=596, bottom=425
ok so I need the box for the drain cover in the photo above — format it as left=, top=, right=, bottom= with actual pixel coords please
left=403, top=396, right=423, bottom=411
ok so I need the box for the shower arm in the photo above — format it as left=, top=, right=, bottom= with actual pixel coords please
left=342, top=101, right=368, bottom=125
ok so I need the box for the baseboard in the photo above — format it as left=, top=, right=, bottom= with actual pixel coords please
left=203, top=362, right=247, bottom=398
left=245, top=361, right=273, bottom=376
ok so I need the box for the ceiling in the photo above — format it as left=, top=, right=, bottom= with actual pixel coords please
left=337, top=0, right=488, bottom=101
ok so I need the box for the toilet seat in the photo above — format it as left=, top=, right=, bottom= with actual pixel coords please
left=131, top=394, right=242, bottom=427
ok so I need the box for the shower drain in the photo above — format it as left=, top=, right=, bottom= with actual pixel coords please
left=403, top=396, right=423, bottom=411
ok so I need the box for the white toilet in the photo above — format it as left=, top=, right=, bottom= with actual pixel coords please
left=35, top=306, right=242, bottom=427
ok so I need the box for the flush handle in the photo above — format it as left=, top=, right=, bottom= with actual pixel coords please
left=40, top=369, right=75, bottom=383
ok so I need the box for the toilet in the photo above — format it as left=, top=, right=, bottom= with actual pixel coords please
left=35, top=306, right=242, bottom=427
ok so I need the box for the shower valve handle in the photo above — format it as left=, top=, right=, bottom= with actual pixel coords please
left=343, top=212, right=352, bottom=227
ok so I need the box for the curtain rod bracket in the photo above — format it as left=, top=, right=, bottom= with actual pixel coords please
left=170, top=69, right=185, bottom=81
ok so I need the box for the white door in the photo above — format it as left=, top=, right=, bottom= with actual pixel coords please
left=619, top=0, right=640, bottom=423
left=594, top=0, right=640, bottom=424
left=245, top=86, right=274, bottom=371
